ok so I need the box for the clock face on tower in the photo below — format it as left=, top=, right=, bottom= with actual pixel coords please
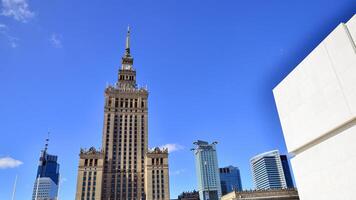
left=122, top=64, right=132, bottom=70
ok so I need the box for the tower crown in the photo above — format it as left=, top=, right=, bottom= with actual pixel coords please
left=121, top=26, right=134, bottom=70
left=118, top=26, right=136, bottom=88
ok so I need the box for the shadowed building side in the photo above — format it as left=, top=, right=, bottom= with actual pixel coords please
left=219, top=166, right=242, bottom=195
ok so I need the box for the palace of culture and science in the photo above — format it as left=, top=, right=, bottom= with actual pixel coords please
left=75, top=28, right=170, bottom=200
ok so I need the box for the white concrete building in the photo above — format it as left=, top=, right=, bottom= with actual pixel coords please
left=273, top=14, right=356, bottom=200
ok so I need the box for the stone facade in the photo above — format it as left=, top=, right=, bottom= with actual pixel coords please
left=145, top=147, right=170, bottom=200
left=75, top=147, right=103, bottom=200
left=100, top=28, right=148, bottom=200
left=75, top=27, right=170, bottom=200
left=221, top=188, right=299, bottom=200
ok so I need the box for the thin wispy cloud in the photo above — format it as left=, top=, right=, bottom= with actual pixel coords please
left=0, top=23, right=7, bottom=29
left=0, top=23, right=19, bottom=48
left=1, top=0, right=35, bottom=22
left=50, top=33, right=62, bottom=48
left=159, top=143, right=184, bottom=153
left=170, top=169, right=185, bottom=176
left=0, top=156, right=23, bottom=169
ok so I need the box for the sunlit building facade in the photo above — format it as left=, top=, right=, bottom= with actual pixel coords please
left=250, top=150, right=287, bottom=190
left=273, top=14, right=356, bottom=199
left=192, top=140, right=221, bottom=200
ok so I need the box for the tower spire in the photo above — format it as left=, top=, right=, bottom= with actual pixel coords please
left=44, top=131, right=49, bottom=153
left=120, top=26, right=134, bottom=71
left=125, top=25, right=130, bottom=56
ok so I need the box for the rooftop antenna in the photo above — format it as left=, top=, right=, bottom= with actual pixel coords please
left=11, top=175, right=17, bottom=200
left=125, top=25, right=131, bottom=56
left=44, top=131, right=50, bottom=153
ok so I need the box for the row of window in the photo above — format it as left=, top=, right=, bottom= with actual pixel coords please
left=152, top=158, right=164, bottom=165
left=107, top=98, right=147, bottom=109
left=81, top=171, right=97, bottom=199
left=84, top=159, right=98, bottom=167
left=151, top=169, right=166, bottom=199
left=119, top=74, right=135, bottom=81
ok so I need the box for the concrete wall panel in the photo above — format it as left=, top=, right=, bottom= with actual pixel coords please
left=273, top=17, right=356, bottom=153
left=291, top=123, right=356, bottom=200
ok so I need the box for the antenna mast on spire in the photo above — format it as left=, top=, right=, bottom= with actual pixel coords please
left=125, top=25, right=131, bottom=56
left=44, top=131, right=50, bottom=153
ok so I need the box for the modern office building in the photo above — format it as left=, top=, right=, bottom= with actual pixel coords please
left=192, top=140, right=222, bottom=200
left=144, top=147, right=170, bottom=200
left=221, top=188, right=299, bottom=200
left=74, top=27, right=170, bottom=200
left=219, top=166, right=242, bottom=195
left=32, top=138, right=60, bottom=200
left=32, top=177, right=59, bottom=200
left=273, top=14, right=356, bottom=199
left=177, top=190, right=200, bottom=200
left=250, top=150, right=287, bottom=190
left=75, top=147, right=103, bottom=200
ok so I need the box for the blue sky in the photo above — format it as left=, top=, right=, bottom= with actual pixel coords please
left=0, top=0, right=355, bottom=199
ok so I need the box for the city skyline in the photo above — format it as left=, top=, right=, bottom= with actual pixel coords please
left=1, top=0, right=355, bottom=199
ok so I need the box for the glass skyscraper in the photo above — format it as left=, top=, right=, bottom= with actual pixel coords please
left=250, top=150, right=287, bottom=190
left=219, top=165, right=242, bottom=195
left=192, top=140, right=221, bottom=200
left=32, top=139, right=60, bottom=200
left=280, top=155, right=294, bottom=188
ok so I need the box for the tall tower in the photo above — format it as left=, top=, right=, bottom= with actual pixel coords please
left=101, top=27, right=149, bottom=200
left=192, top=140, right=222, bottom=200
left=32, top=137, right=60, bottom=200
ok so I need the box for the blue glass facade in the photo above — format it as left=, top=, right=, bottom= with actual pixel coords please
left=36, top=151, right=60, bottom=185
left=280, top=155, right=294, bottom=188
left=32, top=142, right=60, bottom=200
left=219, top=166, right=242, bottom=195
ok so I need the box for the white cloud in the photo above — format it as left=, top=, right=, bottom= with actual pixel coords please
left=170, top=169, right=185, bottom=176
left=1, top=0, right=34, bottom=22
left=159, top=143, right=184, bottom=153
left=50, top=33, right=62, bottom=48
left=0, top=156, right=23, bottom=169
